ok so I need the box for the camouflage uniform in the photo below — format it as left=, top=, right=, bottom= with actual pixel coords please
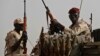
left=5, top=30, right=26, bottom=56
left=31, top=28, right=76, bottom=56
left=5, top=18, right=28, bottom=56
left=69, top=19, right=92, bottom=56
left=69, top=19, right=92, bottom=43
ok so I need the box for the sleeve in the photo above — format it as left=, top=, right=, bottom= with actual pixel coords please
left=5, top=32, right=17, bottom=48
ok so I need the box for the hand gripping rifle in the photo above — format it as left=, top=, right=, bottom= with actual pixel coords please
left=42, top=0, right=65, bottom=34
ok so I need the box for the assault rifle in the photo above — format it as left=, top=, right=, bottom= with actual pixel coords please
left=23, top=0, right=28, bottom=54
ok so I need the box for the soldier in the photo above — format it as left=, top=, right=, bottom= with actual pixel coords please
left=68, top=7, right=93, bottom=56
left=68, top=7, right=92, bottom=43
left=5, top=18, right=28, bottom=56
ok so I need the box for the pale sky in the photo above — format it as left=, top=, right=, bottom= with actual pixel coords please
left=0, top=0, right=100, bottom=56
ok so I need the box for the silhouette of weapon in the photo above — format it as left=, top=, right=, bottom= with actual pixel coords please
left=90, top=13, right=93, bottom=37
left=23, top=0, right=27, bottom=54
left=41, top=0, right=50, bottom=29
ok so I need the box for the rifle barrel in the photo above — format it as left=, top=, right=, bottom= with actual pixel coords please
left=42, top=0, right=47, bottom=8
left=24, top=0, right=27, bottom=31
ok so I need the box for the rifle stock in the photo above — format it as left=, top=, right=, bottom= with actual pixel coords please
left=24, top=17, right=27, bottom=31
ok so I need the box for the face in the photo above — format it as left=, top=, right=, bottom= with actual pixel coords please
left=69, top=13, right=79, bottom=24
left=14, top=23, right=24, bottom=31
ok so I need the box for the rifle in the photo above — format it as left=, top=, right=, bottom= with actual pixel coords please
left=41, top=0, right=50, bottom=28
left=39, top=27, right=44, bottom=56
left=23, top=0, right=27, bottom=54
left=42, top=0, right=50, bottom=11
left=79, top=0, right=83, bottom=17
left=24, top=0, right=27, bottom=31
left=90, top=13, right=92, bottom=37
left=42, top=0, right=65, bottom=34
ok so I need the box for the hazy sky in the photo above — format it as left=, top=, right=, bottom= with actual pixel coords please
left=0, top=0, right=100, bottom=55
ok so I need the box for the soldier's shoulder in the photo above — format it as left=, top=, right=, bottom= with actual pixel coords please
left=6, top=30, right=16, bottom=40
left=79, top=19, right=88, bottom=24
left=7, top=30, right=16, bottom=36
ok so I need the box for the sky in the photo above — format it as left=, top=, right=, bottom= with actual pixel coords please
left=0, top=0, right=100, bottom=56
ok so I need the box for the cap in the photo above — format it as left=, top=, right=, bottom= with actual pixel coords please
left=68, top=7, right=80, bottom=14
left=14, top=18, right=23, bottom=24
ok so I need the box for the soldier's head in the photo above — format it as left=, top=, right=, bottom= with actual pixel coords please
left=68, top=7, right=80, bottom=24
left=14, top=18, right=24, bottom=31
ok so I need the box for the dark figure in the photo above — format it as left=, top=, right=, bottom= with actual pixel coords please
left=46, top=10, right=65, bottom=35
left=5, top=18, right=28, bottom=56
